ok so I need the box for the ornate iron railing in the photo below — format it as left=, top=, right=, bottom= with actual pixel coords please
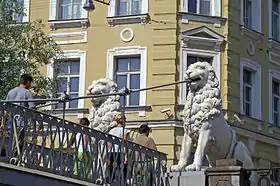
left=0, top=102, right=168, bottom=186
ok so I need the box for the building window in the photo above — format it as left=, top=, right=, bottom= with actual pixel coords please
left=269, top=70, right=280, bottom=125
left=56, top=60, right=80, bottom=109
left=6, top=0, right=30, bottom=22
left=272, top=80, right=280, bottom=125
left=15, top=0, right=24, bottom=22
left=243, top=69, right=253, bottom=117
left=188, top=0, right=211, bottom=15
left=240, top=59, right=261, bottom=120
left=181, top=49, right=220, bottom=104
left=114, top=56, right=141, bottom=106
left=107, top=46, right=147, bottom=116
left=116, top=0, right=142, bottom=16
left=182, top=0, right=222, bottom=17
left=243, top=0, right=252, bottom=28
left=47, top=50, right=86, bottom=117
left=241, top=0, right=261, bottom=32
left=108, top=0, right=148, bottom=17
left=49, top=0, right=87, bottom=21
left=58, top=0, right=83, bottom=20
left=272, top=0, right=280, bottom=40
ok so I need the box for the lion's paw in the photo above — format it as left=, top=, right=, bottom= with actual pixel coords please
left=170, top=164, right=184, bottom=172
left=185, top=164, right=201, bottom=171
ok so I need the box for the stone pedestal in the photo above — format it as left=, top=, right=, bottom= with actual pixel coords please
left=206, top=159, right=250, bottom=186
left=167, top=170, right=206, bottom=186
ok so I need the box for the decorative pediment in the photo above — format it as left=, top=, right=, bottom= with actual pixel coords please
left=181, top=26, right=225, bottom=52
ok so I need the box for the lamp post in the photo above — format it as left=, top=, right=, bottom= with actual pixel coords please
left=83, top=0, right=95, bottom=11
left=83, top=0, right=110, bottom=11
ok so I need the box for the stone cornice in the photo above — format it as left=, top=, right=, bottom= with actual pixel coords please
left=182, top=36, right=224, bottom=52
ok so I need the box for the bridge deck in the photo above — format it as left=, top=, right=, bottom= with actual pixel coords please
left=0, top=162, right=98, bottom=186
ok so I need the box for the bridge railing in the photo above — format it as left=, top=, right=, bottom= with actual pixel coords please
left=0, top=102, right=168, bottom=186
left=246, top=168, right=280, bottom=186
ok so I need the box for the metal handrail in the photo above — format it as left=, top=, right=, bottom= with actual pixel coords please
left=0, top=102, right=168, bottom=185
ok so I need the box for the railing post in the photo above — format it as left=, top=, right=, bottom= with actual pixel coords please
left=121, top=89, right=127, bottom=186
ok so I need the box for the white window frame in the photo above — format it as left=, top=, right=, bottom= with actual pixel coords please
left=180, top=48, right=221, bottom=104
left=269, top=0, right=280, bottom=40
left=269, top=69, right=280, bottom=125
left=181, top=0, right=221, bottom=17
left=108, top=0, right=148, bottom=17
left=49, top=0, right=88, bottom=20
left=107, top=46, right=147, bottom=116
left=240, top=58, right=262, bottom=120
left=21, top=0, right=30, bottom=22
left=240, top=0, right=262, bottom=32
left=47, top=50, right=87, bottom=118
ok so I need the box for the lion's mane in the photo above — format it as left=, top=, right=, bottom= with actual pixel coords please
left=87, top=78, right=121, bottom=133
left=184, top=62, right=222, bottom=139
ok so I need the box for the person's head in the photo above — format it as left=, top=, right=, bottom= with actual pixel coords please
left=139, top=124, right=151, bottom=136
left=80, top=118, right=90, bottom=127
left=19, top=74, right=33, bottom=89
left=115, top=113, right=126, bottom=126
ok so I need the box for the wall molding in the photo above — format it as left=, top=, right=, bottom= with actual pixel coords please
left=50, top=31, right=87, bottom=45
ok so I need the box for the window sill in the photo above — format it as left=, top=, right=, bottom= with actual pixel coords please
left=48, top=18, right=89, bottom=31
left=178, top=12, right=226, bottom=28
left=240, top=25, right=264, bottom=43
left=106, top=14, right=150, bottom=27
left=43, top=108, right=89, bottom=115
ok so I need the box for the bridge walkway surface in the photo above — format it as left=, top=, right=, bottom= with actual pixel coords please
left=0, top=162, right=97, bottom=186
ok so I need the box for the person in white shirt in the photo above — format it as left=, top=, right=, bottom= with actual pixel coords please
left=107, top=114, right=130, bottom=182
left=74, top=118, right=91, bottom=176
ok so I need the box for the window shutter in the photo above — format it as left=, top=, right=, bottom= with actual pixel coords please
left=213, top=0, right=221, bottom=17
left=252, top=0, right=262, bottom=32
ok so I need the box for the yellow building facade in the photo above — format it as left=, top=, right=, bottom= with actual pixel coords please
left=23, top=0, right=280, bottom=168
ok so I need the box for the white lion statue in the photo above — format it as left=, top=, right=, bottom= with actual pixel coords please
left=87, top=78, right=121, bottom=133
left=171, top=62, right=257, bottom=184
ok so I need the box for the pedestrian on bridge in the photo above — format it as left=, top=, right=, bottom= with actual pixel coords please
left=107, top=113, right=130, bottom=183
left=73, top=118, right=91, bottom=178
left=0, top=74, right=34, bottom=160
left=1, top=74, right=35, bottom=130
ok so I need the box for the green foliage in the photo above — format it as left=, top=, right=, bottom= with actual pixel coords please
left=0, top=0, right=62, bottom=100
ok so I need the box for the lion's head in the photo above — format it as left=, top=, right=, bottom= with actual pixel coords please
left=184, top=61, right=219, bottom=92
left=87, top=78, right=120, bottom=106
left=183, top=62, right=221, bottom=139
left=87, top=78, right=121, bottom=133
